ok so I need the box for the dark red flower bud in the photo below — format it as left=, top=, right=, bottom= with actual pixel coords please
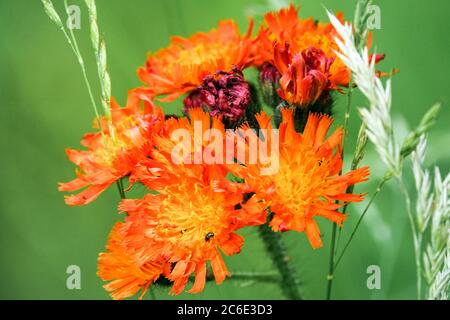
left=184, top=68, right=251, bottom=122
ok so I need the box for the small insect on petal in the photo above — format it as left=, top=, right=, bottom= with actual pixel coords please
left=205, top=232, right=215, bottom=242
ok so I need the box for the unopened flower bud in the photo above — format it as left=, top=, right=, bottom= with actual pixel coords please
left=184, top=68, right=251, bottom=126
left=259, top=62, right=281, bottom=107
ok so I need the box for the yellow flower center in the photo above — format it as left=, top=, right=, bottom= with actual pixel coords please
left=271, top=146, right=331, bottom=216
left=93, top=115, right=146, bottom=167
left=157, top=182, right=231, bottom=256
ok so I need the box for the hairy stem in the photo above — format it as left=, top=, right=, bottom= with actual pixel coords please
left=229, top=271, right=279, bottom=282
left=258, top=224, right=302, bottom=299
left=154, top=270, right=281, bottom=288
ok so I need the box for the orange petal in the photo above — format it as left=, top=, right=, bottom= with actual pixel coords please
left=314, top=207, right=346, bottom=226
left=210, top=253, right=229, bottom=285
left=170, top=276, right=189, bottom=295
left=188, top=262, right=207, bottom=294
left=314, top=115, right=334, bottom=147
left=220, top=233, right=244, bottom=256
left=58, top=177, right=87, bottom=192
left=302, top=113, right=320, bottom=146
left=64, top=183, right=110, bottom=206
left=305, top=219, right=323, bottom=249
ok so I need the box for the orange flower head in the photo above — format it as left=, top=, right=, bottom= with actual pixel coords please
left=229, top=109, right=370, bottom=249
left=58, top=89, right=165, bottom=206
left=98, top=222, right=170, bottom=300
left=253, top=5, right=387, bottom=106
left=274, top=43, right=334, bottom=106
left=129, top=107, right=230, bottom=189
left=119, top=180, right=264, bottom=296
left=99, top=109, right=266, bottom=298
left=254, top=4, right=351, bottom=88
left=138, top=20, right=254, bottom=102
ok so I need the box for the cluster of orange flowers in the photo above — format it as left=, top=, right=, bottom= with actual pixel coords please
left=59, top=5, right=378, bottom=299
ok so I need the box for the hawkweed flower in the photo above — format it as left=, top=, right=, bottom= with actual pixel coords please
left=129, top=107, right=229, bottom=188
left=98, top=221, right=171, bottom=300
left=229, top=109, right=369, bottom=248
left=273, top=43, right=334, bottom=107
left=138, top=20, right=253, bottom=101
left=58, top=90, right=164, bottom=205
left=98, top=109, right=266, bottom=298
left=253, top=5, right=384, bottom=108
left=115, top=179, right=265, bottom=296
left=253, top=5, right=351, bottom=87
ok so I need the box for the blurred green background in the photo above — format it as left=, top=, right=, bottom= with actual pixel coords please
left=0, top=0, right=449, bottom=300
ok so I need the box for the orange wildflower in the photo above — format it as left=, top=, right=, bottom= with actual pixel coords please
left=98, top=221, right=170, bottom=300
left=229, top=109, right=370, bottom=249
left=118, top=179, right=264, bottom=296
left=273, top=43, right=334, bottom=106
left=253, top=5, right=385, bottom=106
left=58, top=89, right=164, bottom=205
left=138, top=20, right=254, bottom=102
left=253, top=4, right=350, bottom=87
left=98, top=109, right=266, bottom=297
left=129, top=107, right=229, bottom=189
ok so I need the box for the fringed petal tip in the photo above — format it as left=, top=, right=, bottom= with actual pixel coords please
left=62, top=184, right=110, bottom=206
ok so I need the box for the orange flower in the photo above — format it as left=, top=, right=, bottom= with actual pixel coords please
left=138, top=20, right=254, bottom=102
left=98, top=221, right=170, bottom=300
left=98, top=109, right=266, bottom=298
left=253, top=4, right=351, bottom=87
left=253, top=5, right=387, bottom=107
left=58, top=89, right=164, bottom=205
left=273, top=43, right=334, bottom=106
left=129, top=107, right=229, bottom=189
left=229, top=109, right=370, bottom=249
left=118, top=180, right=264, bottom=296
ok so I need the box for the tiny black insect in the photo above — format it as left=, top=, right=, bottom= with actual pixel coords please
left=205, top=232, right=215, bottom=242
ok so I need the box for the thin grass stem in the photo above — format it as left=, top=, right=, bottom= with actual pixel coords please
left=62, top=0, right=102, bottom=125
left=398, top=178, right=422, bottom=299
left=333, top=176, right=390, bottom=271
left=326, top=79, right=353, bottom=300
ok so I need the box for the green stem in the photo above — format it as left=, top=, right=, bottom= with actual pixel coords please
left=230, top=271, right=280, bottom=283
left=116, top=179, right=126, bottom=199
left=154, top=270, right=281, bottom=290
left=398, top=179, right=422, bottom=300
left=62, top=0, right=102, bottom=125
left=335, top=123, right=368, bottom=255
left=258, top=224, right=302, bottom=300
left=333, top=175, right=390, bottom=271
left=326, top=79, right=354, bottom=300
left=326, top=223, right=338, bottom=300
left=343, top=85, right=354, bottom=142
